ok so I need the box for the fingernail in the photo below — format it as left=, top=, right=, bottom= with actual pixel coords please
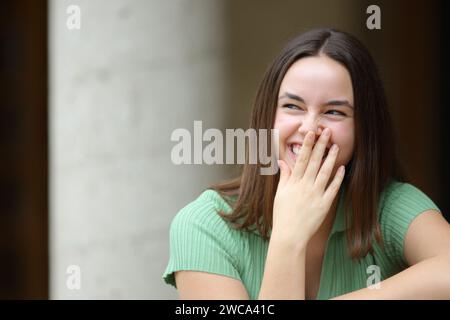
left=323, top=128, right=330, bottom=136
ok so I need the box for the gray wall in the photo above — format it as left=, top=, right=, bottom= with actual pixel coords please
left=49, top=0, right=230, bottom=299
left=49, top=0, right=362, bottom=299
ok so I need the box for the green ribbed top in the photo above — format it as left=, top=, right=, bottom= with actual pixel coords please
left=162, top=180, right=441, bottom=299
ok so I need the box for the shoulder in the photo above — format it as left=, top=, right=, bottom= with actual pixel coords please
left=169, top=189, right=238, bottom=240
left=379, top=180, right=440, bottom=221
left=164, top=190, right=243, bottom=287
left=377, top=180, right=441, bottom=264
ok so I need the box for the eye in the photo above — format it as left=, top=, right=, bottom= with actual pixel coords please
left=282, top=104, right=303, bottom=111
left=326, top=109, right=345, bottom=116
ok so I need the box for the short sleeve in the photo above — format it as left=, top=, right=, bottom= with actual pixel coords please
left=162, top=190, right=242, bottom=288
left=379, top=182, right=442, bottom=267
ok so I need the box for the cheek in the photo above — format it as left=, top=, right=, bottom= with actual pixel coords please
left=273, top=112, right=298, bottom=141
left=330, top=124, right=354, bottom=163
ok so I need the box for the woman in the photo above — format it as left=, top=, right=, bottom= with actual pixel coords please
left=162, top=28, right=450, bottom=299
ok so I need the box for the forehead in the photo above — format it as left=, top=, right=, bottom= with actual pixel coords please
left=279, top=55, right=354, bottom=102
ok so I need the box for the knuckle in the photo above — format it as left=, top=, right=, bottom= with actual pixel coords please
left=331, top=179, right=341, bottom=191
left=317, top=169, right=329, bottom=180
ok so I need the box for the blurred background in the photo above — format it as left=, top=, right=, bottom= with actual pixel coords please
left=0, top=0, right=448, bottom=299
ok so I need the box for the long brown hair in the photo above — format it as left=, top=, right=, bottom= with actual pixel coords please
left=210, top=28, right=407, bottom=260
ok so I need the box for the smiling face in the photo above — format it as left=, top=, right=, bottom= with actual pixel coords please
left=274, top=55, right=355, bottom=174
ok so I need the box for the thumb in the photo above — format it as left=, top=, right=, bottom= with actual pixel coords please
left=277, top=160, right=291, bottom=186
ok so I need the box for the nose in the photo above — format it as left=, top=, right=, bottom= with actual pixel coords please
left=297, top=114, right=325, bottom=141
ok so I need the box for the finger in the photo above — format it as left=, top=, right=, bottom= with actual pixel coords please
left=291, top=131, right=315, bottom=180
left=314, top=143, right=339, bottom=191
left=277, top=159, right=291, bottom=187
left=303, top=128, right=331, bottom=180
left=322, top=165, right=345, bottom=204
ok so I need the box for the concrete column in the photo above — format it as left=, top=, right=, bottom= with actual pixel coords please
left=49, top=0, right=228, bottom=299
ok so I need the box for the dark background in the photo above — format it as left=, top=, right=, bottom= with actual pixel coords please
left=0, top=0, right=448, bottom=298
left=0, top=1, right=48, bottom=298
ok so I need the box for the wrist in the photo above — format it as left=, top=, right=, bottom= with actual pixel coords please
left=269, top=230, right=308, bottom=253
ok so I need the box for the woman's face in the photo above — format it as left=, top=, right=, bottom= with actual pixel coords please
left=274, top=55, right=355, bottom=175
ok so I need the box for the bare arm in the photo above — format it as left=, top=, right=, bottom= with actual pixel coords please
left=175, top=271, right=250, bottom=300
left=332, top=210, right=450, bottom=299
left=175, top=237, right=307, bottom=300
left=257, top=237, right=307, bottom=299
left=258, top=129, right=342, bottom=299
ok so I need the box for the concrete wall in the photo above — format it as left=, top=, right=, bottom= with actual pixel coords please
left=49, top=0, right=229, bottom=299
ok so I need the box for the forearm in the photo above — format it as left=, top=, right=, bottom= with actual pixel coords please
left=258, top=234, right=307, bottom=300
left=332, top=254, right=450, bottom=300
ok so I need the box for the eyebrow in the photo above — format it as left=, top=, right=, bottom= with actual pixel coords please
left=278, top=92, right=354, bottom=109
